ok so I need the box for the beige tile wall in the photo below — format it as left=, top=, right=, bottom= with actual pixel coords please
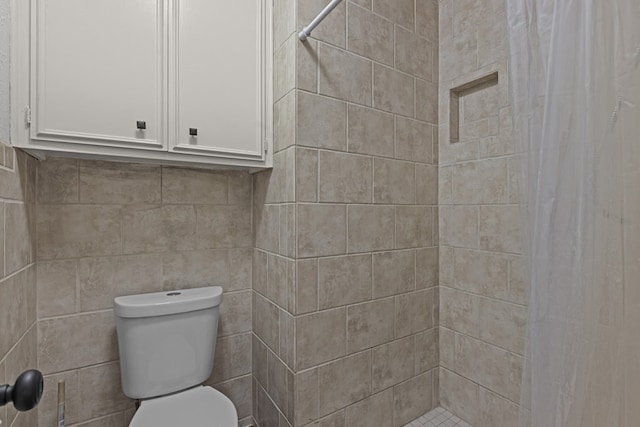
left=253, top=0, right=440, bottom=426
left=0, top=145, right=38, bottom=427
left=35, top=159, right=254, bottom=427
left=438, top=1, right=526, bottom=425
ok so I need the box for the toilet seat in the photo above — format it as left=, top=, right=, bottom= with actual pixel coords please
left=129, top=386, right=238, bottom=427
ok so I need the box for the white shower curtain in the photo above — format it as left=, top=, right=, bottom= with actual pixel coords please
left=507, top=0, right=640, bottom=426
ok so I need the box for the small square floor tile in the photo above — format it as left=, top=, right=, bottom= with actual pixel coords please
left=403, top=407, right=473, bottom=427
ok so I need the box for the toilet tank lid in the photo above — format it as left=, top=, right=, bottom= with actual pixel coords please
left=114, top=286, right=223, bottom=318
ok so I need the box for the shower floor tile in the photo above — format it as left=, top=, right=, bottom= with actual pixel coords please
left=404, top=407, right=472, bottom=427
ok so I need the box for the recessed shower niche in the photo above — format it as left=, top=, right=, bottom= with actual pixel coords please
left=449, top=71, right=500, bottom=144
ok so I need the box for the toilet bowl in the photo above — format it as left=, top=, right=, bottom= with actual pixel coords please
left=129, top=386, right=237, bottom=427
left=114, top=287, right=238, bottom=427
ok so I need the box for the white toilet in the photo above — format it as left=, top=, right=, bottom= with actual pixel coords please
left=114, top=286, right=238, bottom=426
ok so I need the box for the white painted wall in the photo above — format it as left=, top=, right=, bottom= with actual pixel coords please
left=0, top=0, right=10, bottom=143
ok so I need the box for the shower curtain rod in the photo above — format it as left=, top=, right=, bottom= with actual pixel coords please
left=298, top=0, right=344, bottom=41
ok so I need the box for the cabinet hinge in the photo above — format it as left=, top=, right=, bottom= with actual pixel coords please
left=25, top=107, right=31, bottom=126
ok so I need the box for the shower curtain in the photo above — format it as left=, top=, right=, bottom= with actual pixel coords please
left=507, top=1, right=640, bottom=426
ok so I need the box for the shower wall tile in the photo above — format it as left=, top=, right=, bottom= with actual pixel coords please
left=297, top=92, right=347, bottom=150
left=297, top=204, right=347, bottom=257
left=439, top=367, right=479, bottom=425
left=318, top=254, right=372, bottom=309
left=347, top=205, right=395, bottom=253
left=318, top=44, right=372, bottom=106
left=262, top=0, right=440, bottom=422
left=372, top=250, right=416, bottom=298
left=347, top=297, right=395, bottom=353
left=373, top=64, right=415, bottom=117
left=296, top=308, right=347, bottom=370
left=372, top=336, right=415, bottom=392
left=347, top=3, right=394, bottom=66
left=393, top=371, right=435, bottom=427
left=439, top=0, right=525, bottom=418
left=318, top=351, right=372, bottom=416
left=373, top=158, right=416, bottom=205
left=275, top=91, right=296, bottom=153
left=344, top=389, right=394, bottom=427
left=297, top=0, right=346, bottom=48
left=319, top=151, right=372, bottom=203
left=347, top=104, right=395, bottom=158
left=395, top=26, right=434, bottom=81
left=372, top=0, right=415, bottom=30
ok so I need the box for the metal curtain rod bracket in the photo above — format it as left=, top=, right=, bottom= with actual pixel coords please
left=298, top=0, right=343, bottom=41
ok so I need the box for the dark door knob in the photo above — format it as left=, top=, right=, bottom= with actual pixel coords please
left=0, top=370, right=44, bottom=412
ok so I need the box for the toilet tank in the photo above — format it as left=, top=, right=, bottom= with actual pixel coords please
left=114, top=287, right=223, bottom=399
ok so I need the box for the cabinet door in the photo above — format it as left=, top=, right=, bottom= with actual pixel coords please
left=170, top=0, right=270, bottom=160
left=31, top=0, right=166, bottom=150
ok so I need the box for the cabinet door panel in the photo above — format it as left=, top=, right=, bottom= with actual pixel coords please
left=171, top=0, right=265, bottom=159
left=32, top=0, right=165, bottom=149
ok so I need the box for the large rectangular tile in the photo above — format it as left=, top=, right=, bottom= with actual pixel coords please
left=478, top=297, right=527, bottom=355
left=5, top=202, right=32, bottom=274
left=37, top=205, right=122, bottom=260
left=319, top=44, right=372, bottom=106
left=393, top=372, right=433, bottom=426
left=319, top=151, right=372, bottom=203
left=395, top=289, right=435, bottom=338
left=210, top=332, right=252, bottom=383
left=439, top=367, right=479, bottom=425
left=319, top=255, right=372, bottom=309
left=395, top=26, right=433, bottom=81
left=297, top=204, right=347, bottom=257
left=347, top=205, right=394, bottom=253
left=78, top=161, right=161, bottom=204
left=162, top=250, right=230, bottom=291
left=440, top=286, right=480, bottom=336
left=298, top=0, right=346, bottom=48
left=37, top=158, right=78, bottom=203
left=196, top=205, right=252, bottom=249
left=453, top=248, right=509, bottom=298
left=38, top=311, right=119, bottom=374
left=347, top=3, right=393, bottom=65
left=439, top=206, right=478, bottom=248
left=344, top=389, right=393, bottom=427
left=479, top=205, right=522, bottom=253
left=347, top=104, right=394, bottom=158
left=78, top=254, right=163, bottom=311
left=218, top=290, right=252, bottom=337
left=161, top=168, right=228, bottom=205
left=347, top=297, right=394, bottom=353
left=372, top=0, right=414, bottom=29
left=37, top=259, right=77, bottom=318
left=373, top=159, right=415, bottom=204
left=452, top=158, right=508, bottom=204
left=395, top=206, right=433, bottom=249
left=318, top=351, right=372, bottom=416
left=396, top=117, right=434, bottom=164
left=76, top=362, right=131, bottom=423
left=372, top=336, right=414, bottom=392
left=296, top=308, right=346, bottom=370
left=373, top=64, right=414, bottom=117
left=122, top=205, right=196, bottom=254
left=297, top=92, right=347, bottom=151
left=373, top=250, right=415, bottom=298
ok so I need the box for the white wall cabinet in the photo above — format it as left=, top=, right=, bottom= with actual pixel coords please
left=6, top=0, right=272, bottom=169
